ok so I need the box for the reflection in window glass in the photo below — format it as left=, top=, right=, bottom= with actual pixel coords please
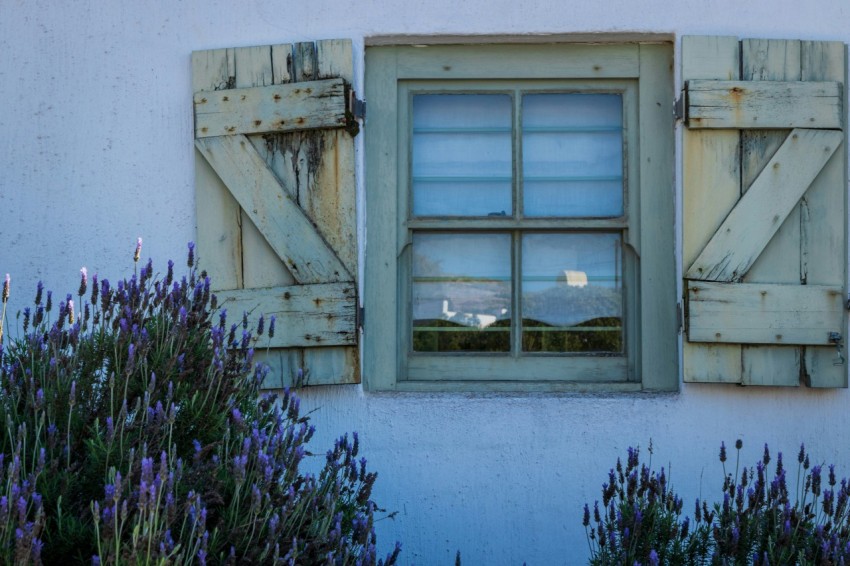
left=412, top=95, right=512, bottom=217
left=522, top=94, right=623, bottom=217
left=412, top=233, right=511, bottom=352
left=521, top=233, right=622, bottom=352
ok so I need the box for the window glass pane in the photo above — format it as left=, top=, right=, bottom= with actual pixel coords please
left=412, top=233, right=511, bottom=352
left=522, top=94, right=623, bottom=217
left=412, top=94, right=512, bottom=216
left=521, top=233, right=622, bottom=352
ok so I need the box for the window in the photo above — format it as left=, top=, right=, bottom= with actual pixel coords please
left=364, top=42, right=677, bottom=392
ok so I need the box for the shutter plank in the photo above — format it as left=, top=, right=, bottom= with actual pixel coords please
left=301, top=39, right=360, bottom=386
left=257, top=40, right=359, bottom=387
left=195, top=135, right=351, bottom=284
left=740, top=39, right=802, bottom=387
left=688, top=281, right=844, bottom=345
left=232, top=45, right=293, bottom=293
left=214, top=282, right=356, bottom=348
left=682, top=36, right=743, bottom=383
left=686, top=80, right=842, bottom=129
left=194, top=79, right=348, bottom=138
left=802, top=41, right=848, bottom=387
left=686, top=128, right=842, bottom=282
left=192, top=48, right=243, bottom=291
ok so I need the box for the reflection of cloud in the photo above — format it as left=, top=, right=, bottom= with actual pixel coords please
left=564, top=270, right=588, bottom=288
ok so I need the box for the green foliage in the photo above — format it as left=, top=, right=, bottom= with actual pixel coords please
left=586, top=441, right=850, bottom=565
left=0, top=243, right=400, bottom=565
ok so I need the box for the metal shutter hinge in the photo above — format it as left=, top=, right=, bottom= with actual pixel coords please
left=349, top=90, right=366, bottom=120
left=674, top=95, right=685, bottom=122
left=677, top=301, right=684, bottom=334
left=357, top=305, right=365, bottom=331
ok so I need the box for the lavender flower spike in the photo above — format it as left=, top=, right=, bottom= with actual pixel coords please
left=79, top=267, right=88, bottom=296
left=134, top=237, right=143, bottom=263
left=2, top=273, right=8, bottom=303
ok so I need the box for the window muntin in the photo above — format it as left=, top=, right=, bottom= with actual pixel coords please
left=403, top=81, right=635, bottom=375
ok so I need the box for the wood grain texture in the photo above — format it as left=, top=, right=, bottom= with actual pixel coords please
left=687, top=281, right=844, bottom=345
left=686, top=128, right=841, bottom=283
left=740, top=38, right=802, bottom=387
left=682, top=35, right=743, bottom=383
left=801, top=41, right=848, bottom=387
left=232, top=45, right=290, bottom=294
left=686, top=80, right=842, bottom=129
left=195, top=134, right=351, bottom=284
left=214, top=282, right=356, bottom=348
left=192, top=48, right=243, bottom=291
left=194, top=78, right=347, bottom=138
left=193, top=40, right=359, bottom=387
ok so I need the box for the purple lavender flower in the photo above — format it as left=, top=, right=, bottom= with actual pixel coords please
left=2, top=273, right=9, bottom=303
left=649, top=550, right=659, bottom=566
left=187, top=241, right=195, bottom=268
left=720, top=441, right=727, bottom=463
left=134, top=237, right=143, bottom=263
left=813, top=465, right=823, bottom=496
left=268, top=315, right=276, bottom=338
left=79, top=267, right=88, bottom=296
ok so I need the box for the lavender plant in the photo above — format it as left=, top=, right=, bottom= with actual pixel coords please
left=584, top=442, right=712, bottom=565
left=712, top=440, right=850, bottom=564
left=586, top=441, right=850, bottom=565
left=0, top=242, right=400, bottom=565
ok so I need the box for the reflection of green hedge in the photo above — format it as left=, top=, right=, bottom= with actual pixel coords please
left=412, top=317, right=621, bottom=353
left=413, top=319, right=510, bottom=352
left=523, top=317, right=621, bottom=353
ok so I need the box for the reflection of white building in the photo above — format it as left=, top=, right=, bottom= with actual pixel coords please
left=441, top=300, right=506, bottom=329
left=564, top=270, right=588, bottom=288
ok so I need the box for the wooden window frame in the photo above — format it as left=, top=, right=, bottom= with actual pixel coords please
left=364, top=42, right=677, bottom=392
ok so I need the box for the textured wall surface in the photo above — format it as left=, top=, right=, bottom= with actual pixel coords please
left=2, top=0, right=850, bottom=563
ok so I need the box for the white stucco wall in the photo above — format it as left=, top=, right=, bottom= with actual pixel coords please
left=2, top=1, right=850, bottom=563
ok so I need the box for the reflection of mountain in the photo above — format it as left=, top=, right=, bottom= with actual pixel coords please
left=523, top=284, right=620, bottom=327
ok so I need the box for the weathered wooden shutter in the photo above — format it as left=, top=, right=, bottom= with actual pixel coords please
left=192, top=40, right=359, bottom=387
left=682, top=36, right=847, bottom=387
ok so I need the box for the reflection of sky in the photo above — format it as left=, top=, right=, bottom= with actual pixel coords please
left=413, top=94, right=513, bottom=217
left=413, top=233, right=510, bottom=279
left=522, top=233, right=621, bottom=292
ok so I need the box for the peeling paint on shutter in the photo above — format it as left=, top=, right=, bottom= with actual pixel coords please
left=682, top=36, right=847, bottom=387
left=192, top=39, right=359, bottom=387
